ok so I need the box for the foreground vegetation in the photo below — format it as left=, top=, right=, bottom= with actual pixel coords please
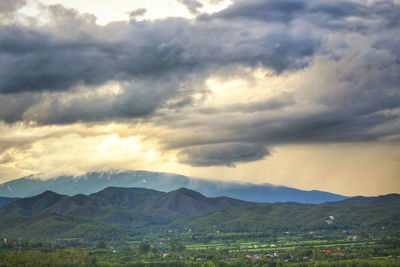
left=1, top=230, right=399, bottom=266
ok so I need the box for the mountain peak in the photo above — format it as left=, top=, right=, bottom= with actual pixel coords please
left=39, top=190, right=60, bottom=197
left=172, top=187, right=208, bottom=200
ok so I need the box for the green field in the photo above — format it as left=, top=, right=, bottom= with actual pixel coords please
left=1, top=236, right=399, bottom=267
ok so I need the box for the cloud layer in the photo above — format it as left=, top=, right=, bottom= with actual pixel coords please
left=0, top=0, right=399, bottom=169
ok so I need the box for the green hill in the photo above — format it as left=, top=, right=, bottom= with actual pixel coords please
left=0, top=213, right=131, bottom=241
left=169, top=202, right=400, bottom=233
left=0, top=187, right=255, bottom=239
left=0, top=187, right=398, bottom=242
left=325, top=193, right=400, bottom=207
left=0, top=196, right=17, bottom=208
left=147, top=187, right=255, bottom=216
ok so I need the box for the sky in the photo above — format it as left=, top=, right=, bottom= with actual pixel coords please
left=0, top=0, right=399, bottom=196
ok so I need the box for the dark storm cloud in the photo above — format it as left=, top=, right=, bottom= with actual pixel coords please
left=206, top=0, right=400, bottom=31
left=177, top=143, right=270, bottom=167
left=0, top=1, right=324, bottom=95
left=0, top=22, right=193, bottom=94
left=209, top=0, right=368, bottom=22
left=1, top=0, right=395, bottom=96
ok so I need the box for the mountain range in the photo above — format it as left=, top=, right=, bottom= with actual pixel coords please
left=0, top=186, right=398, bottom=242
left=0, top=170, right=347, bottom=204
left=0, top=187, right=255, bottom=241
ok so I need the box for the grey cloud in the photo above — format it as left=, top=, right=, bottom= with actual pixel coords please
left=19, top=74, right=189, bottom=125
left=308, top=1, right=367, bottom=18
left=0, top=2, right=323, bottom=95
left=157, top=40, right=400, bottom=151
left=177, top=143, right=270, bottom=166
left=0, top=92, right=41, bottom=123
left=233, top=102, right=291, bottom=112
left=206, top=0, right=307, bottom=23
left=0, top=136, right=34, bottom=154
left=0, top=1, right=396, bottom=94
left=177, top=0, right=204, bottom=15
left=197, top=94, right=295, bottom=114
left=210, top=0, right=365, bottom=22
left=0, top=2, right=323, bottom=124
left=0, top=0, right=26, bottom=15
left=129, top=8, right=147, bottom=19
left=0, top=22, right=193, bottom=94
left=205, top=0, right=400, bottom=31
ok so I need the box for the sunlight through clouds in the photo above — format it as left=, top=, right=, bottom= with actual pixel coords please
left=96, top=134, right=141, bottom=155
left=0, top=0, right=399, bottom=195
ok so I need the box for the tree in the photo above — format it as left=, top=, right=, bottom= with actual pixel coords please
left=96, top=240, right=106, bottom=249
left=169, top=242, right=185, bottom=252
left=138, top=241, right=150, bottom=254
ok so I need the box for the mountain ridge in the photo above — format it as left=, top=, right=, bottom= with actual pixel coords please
left=0, top=170, right=347, bottom=204
left=0, top=186, right=256, bottom=220
left=325, top=193, right=400, bottom=206
left=0, top=187, right=398, bottom=241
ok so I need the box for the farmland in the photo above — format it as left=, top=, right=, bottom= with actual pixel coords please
left=1, top=229, right=399, bottom=266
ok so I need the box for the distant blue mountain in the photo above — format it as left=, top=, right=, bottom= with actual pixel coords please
left=0, top=171, right=347, bottom=203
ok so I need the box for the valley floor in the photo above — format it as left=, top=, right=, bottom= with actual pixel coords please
left=1, top=233, right=399, bottom=266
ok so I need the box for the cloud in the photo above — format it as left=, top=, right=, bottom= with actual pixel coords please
left=209, top=0, right=225, bottom=4
left=0, top=0, right=399, bottom=171
left=129, top=8, right=147, bottom=19
left=0, top=0, right=26, bottom=15
left=230, top=93, right=295, bottom=113
left=0, top=153, right=14, bottom=165
left=0, top=2, right=324, bottom=95
left=206, top=0, right=400, bottom=30
left=177, top=0, right=204, bottom=15
left=206, top=0, right=307, bottom=23
left=155, top=46, right=400, bottom=150
left=177, top=143, right=270, bottom=166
